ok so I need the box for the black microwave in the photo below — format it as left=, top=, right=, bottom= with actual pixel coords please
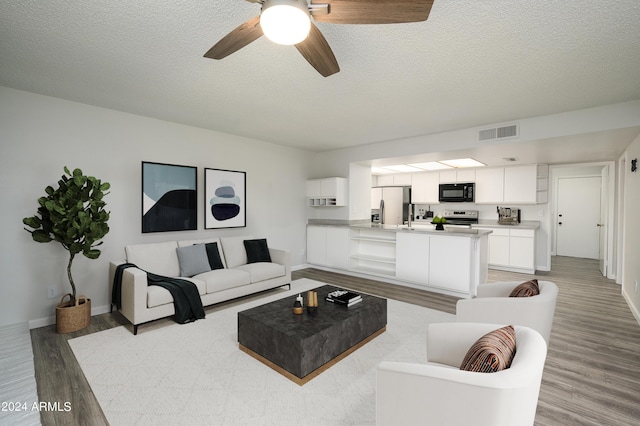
left=439, top=183, right=474, bottom=202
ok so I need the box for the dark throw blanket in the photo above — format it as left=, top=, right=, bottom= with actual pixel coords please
left=112, top=263, right=205, bottom=325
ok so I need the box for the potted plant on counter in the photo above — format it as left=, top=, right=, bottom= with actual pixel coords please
left=432, top=216, right=447, bottom=231
left=23, top=167, right=110, bottom=333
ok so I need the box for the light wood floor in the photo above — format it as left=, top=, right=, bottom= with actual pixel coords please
left=31, top=256, right=640, bottom=425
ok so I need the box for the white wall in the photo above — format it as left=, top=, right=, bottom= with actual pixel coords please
left=0, top=87, right=311, bottom=328
left=622, top=133, right=640, bottom=323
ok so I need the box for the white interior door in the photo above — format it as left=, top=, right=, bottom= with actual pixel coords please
left=598, top=166, right=609, bottom=276
left=556, top=176, right=602, bottom=259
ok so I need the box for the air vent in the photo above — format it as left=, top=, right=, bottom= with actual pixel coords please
left=478, top=123, right=519, bottom=142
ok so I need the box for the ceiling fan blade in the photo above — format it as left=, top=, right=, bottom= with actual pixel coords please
left=204, top=16, right=263, bottom=60
left=311, top=0, right=434, bottom=24
left=295, top=23, right=340, bottom=77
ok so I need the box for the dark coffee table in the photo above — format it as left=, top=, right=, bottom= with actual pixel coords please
left=238, top=285, right=387, bottom=385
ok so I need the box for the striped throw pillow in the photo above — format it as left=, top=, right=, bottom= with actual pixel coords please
left=509, top=279, right=540, bottom=297
left=460, top=325, right=516, bottom=373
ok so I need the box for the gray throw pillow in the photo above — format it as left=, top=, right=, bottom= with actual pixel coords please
left=176, top=244, right=211, bottom=277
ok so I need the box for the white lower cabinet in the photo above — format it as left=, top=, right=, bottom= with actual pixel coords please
left=476, top=227, right=535, bottom=273
left=428, top=236, right=472, bottom=293
left=395, top=233, right=430, bottom=285
left=306, top=226, right=350, bottom=269
left=487, top=228, right=510, bottom=266
left=509, top=230, right=535, bottom=270
left=325, top=227, right=351, bottom=270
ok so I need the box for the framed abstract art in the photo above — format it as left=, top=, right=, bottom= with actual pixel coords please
left=142, top=162, right=197, bottom=233
left=204, top=168, right=246, bottom=229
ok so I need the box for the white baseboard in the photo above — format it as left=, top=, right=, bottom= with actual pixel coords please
left=622, top=289, right=640, bottom=327
left=28, top=303, right=112, bottom=330
left=292, top=263, right=309, bottom=272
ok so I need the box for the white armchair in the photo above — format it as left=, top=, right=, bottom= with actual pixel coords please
left=376, top=322, right=547, bottom=426
left=456, top=280, right=558, bottom=344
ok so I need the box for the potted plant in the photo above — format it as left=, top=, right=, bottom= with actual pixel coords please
left=431, top=216, right=447, bottom=231
left=23, top=167, right=110, bottom=333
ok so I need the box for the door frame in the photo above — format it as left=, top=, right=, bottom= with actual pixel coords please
left=549, top=161, right=616, bottom=279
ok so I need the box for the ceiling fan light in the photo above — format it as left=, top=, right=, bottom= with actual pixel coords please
left=260, top=0, right=311, bottom=45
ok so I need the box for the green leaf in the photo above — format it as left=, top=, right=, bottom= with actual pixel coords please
left=31, top=230, right=52, bottom=243
left=84, top=249, right=101, bottom=259
left=23, top=216, right=41, bottom=229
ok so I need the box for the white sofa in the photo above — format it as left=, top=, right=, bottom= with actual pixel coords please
left=109, top=235, right=291, bottom=334
left=377, top=322, right=548, bottom=426
left=456, top=280, right=558, bottom=344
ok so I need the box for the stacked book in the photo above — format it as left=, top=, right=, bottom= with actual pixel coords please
left=326, top=289, right=362, bottom=307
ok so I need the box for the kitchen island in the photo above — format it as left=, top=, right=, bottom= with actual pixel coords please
left=306, top=223, right=491, bottom=298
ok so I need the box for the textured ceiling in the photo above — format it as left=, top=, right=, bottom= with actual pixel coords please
left=1, top=1, right=640, bottom=154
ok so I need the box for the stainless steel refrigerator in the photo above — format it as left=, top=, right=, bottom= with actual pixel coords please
left=371, top=186, right=411, bottom=225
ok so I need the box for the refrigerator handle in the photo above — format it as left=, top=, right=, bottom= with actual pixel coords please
left=380, top=199, right=385, bottom=224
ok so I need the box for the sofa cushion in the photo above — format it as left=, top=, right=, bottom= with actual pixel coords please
left=147, top=277, right=206, bottom=308
left=205, top=242, right=225, bottom=270
left=220, top=235, right=254, bottom=269
left=509, top=279, right=540, bottom=297
left=176, top=244, right=211, bottom=277
left=244, top=238, right=272, bottom=263
left=460, top=325, right=516, bottom=373
left=126, top=241, right=180, bottom=277
left=235, top=262, right=286, bottom=283
left=178, top=238, right=227, bottom=269
left=195, top=268, right=251, bottom=293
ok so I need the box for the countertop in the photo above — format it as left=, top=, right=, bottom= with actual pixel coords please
left=309, top=222, right=493, bottom=238
left=474, top=220, right=541, bottom=230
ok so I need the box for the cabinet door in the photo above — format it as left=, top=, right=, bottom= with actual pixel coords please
left=306, top=226, right=326, bottom=265
left=509, top=229, right=535, bottom=269
left=306, top=179, right=322, bottom=197
left=411, top=173, right=439, bottom=204
left=428, top=236, right=471, bottom=293
left=396, top=233, right=430, bottom=285
left=376, top=175, right=394, bottom=186
left=439, top=170, right=457, bottom=183
left=393, top=174, right=412, bottom=185
left=475, top=168, right=504, bottom=203
left=325, top=227, right=351, bottom=270
left=504, top=165, right=537, bottom=204
left=487, top=229, right=510, bottom=266
left=456, top=169, right=476, bottom=182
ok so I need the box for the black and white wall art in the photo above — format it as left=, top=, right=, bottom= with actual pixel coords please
left=205, top=168, right=246, bottom=229
left=142, top=162, right=197, bottom=233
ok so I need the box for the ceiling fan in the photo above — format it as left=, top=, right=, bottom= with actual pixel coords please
left=204, top=0, right=434, bottom=77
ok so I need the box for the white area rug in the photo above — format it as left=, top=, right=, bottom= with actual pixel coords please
left=69, top=279, right=454, bottom=426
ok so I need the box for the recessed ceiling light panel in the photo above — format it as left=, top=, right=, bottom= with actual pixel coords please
left=439, top=158, right=486, bottom=168
left=382, top=165, right=424, bottom=173
left=371, top=167, right=395, bottom=175
left=408, top=162, right=453, bottom=171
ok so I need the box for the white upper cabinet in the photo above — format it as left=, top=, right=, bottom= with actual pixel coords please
left=504, top=165, right=537, bottom=204
left=475, top=168, right=505, bottom=203
left=376, top=174, right=412, bottom=186
left=439, top=169, right=476, bottom=183
left=475, top=165, right=539, bottom=204
left=411, top=172, right=440, bottom=204
left=306, top=177, right=347, bottom=206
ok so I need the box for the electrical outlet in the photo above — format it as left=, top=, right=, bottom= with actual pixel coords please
left=47, top=285, right=58, bottom=299
left=635, top=281, right=639, bottom=294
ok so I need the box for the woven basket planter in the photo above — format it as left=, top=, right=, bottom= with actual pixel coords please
left=56, top=294, right=91, bottom=334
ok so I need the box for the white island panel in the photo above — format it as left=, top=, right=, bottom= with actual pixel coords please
left=428, top=235, right=472, bottom=293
